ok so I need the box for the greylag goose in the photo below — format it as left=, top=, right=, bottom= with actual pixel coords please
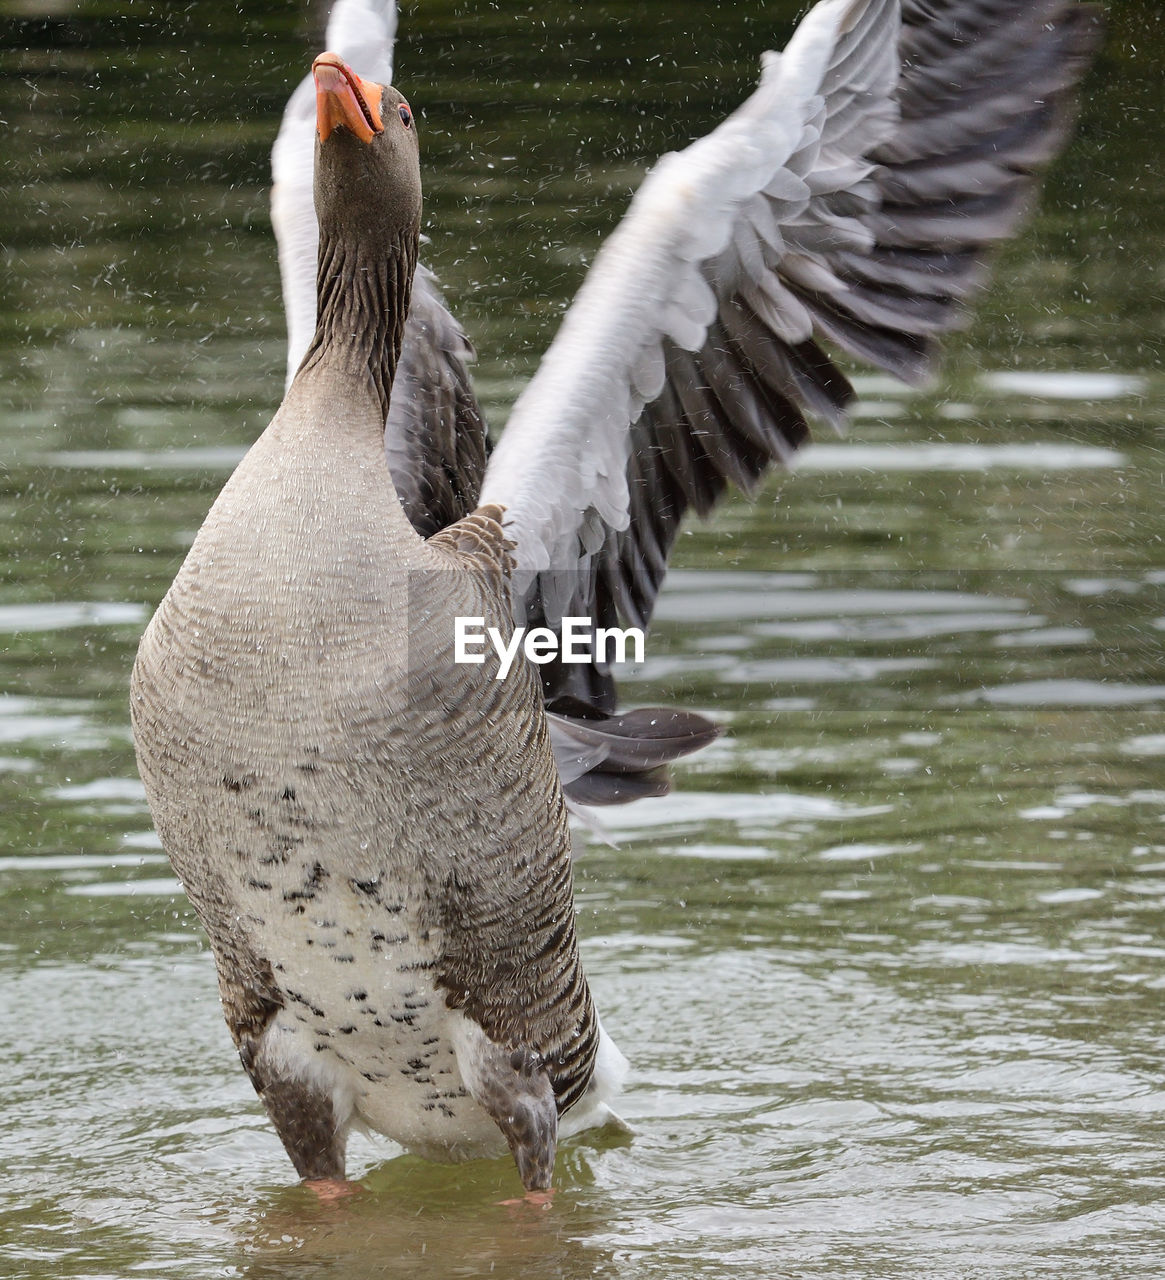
left=131, top=0, right=1101, bottom=1193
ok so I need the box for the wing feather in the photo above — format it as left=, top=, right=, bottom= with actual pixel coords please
left=477, top=0, right=1100, bottom=659
left=270, top=0, right=1099, bottom=802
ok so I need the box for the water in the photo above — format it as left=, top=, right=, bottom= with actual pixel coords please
left=2, top=1, right=1164, bottom=1276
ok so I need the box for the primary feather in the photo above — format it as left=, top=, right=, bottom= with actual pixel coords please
left=479, top=0, right=1101, bottom=653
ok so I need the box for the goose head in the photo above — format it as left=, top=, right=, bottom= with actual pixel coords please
left=312, top=52, right=421, bottom=249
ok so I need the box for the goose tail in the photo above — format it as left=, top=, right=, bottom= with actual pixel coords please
left=548, top=696, right=721, bottom=807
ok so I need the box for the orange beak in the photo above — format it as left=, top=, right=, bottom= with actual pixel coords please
left=313, top=53, right=384, bottom=144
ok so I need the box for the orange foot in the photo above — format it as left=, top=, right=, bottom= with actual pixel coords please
left=498, top=1187, right=556, bottom=1210
left=302, top=1177, right=363, bottom=1203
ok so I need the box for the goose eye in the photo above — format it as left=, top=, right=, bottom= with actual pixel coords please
left=398, top=103, right=412, bottom=128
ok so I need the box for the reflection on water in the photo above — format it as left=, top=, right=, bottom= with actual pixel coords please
left=2, top=0, right=1164, bottom=1276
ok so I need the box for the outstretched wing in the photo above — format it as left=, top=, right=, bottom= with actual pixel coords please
left=271, top=0, right=488, bottom=535
left=477, top=0, right=1101, bottom=674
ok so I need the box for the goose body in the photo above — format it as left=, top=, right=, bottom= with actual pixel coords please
left=133, top=59, right=619, bottom=1189
left=132, top=2, right=1100, bottom=1191
left=132, top=367, right=600, bottom=1176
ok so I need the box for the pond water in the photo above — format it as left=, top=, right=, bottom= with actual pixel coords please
left=2, top=1, right=1163, bottom=1277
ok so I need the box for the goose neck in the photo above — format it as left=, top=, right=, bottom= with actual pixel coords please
left=300, top=229, right=417, bottom=421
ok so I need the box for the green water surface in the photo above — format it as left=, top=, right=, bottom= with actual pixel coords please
left=1, top=1, right=1163, bottom=1276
